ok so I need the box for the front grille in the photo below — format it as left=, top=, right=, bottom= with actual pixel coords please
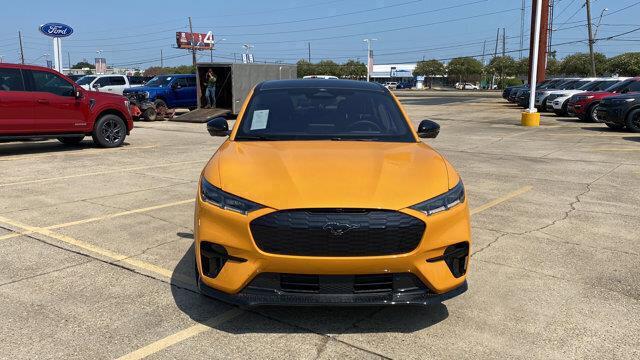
left=247, top=273, right=426, bottom=295
left=250, top=209, right=425, bottom=257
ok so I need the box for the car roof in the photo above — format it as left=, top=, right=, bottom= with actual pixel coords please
left=0, top=62, right=58, bottom=71
left=257, top=79, right=386, bottom=92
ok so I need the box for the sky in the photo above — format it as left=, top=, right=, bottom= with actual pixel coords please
left=0, top=0, right=638, bottom=69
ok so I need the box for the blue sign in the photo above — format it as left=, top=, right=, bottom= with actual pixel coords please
left=39, top=23, right=74, bottom=38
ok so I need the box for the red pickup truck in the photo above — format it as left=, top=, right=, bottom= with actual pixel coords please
left=0, top=63, right=133, bottom=147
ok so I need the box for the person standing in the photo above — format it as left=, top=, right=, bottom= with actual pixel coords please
left=205, top=69, right=217, bottom=108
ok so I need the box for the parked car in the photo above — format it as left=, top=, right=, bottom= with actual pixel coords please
left=517, top=78, right=571, bottom=107
left=123, top=74, right=197, bottom=120
left=455, top=82, right=478, bottom=90
left=534, top=78, right=581, bottom=111
left=395, top=81, right=414, bottom=89
left=546, top=78, right=625, bottom=116
left=384, top=81, right=399, bottom=89
left=567, top=77, right=640, bottom=122
left=76, top=74, right=143, bottom=95
left=0, top=63, right=133, bottom=147
left=302, top=75, right=339, bottom=79
left=596, top=93, right=640, bottom=132
left=197, top=79, right=470, bottom=306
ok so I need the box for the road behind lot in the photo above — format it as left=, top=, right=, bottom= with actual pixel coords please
left=0, top=90, right=638, bottom=359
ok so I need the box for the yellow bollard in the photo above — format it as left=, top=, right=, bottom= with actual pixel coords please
left=521, top=112, right=540, bottom=127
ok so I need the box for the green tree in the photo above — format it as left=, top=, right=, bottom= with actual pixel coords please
left=315, top=60, right=341, bottom=77
left=607, top=52, right=640, bottom=76
left=72, top=61, right=95, bottom=69
left=340, top=59, right=367, bottom=79
left=546, top=57, right=561, bottom=76
left=514, top=57, right=529, bottom=77
left=413, top=59, right=445, bottom=89
left=296, top=59, right=316, bottom=78
left=559, top=52, right=607, bottom=76
left=447, top=57, right=483, bottom=84
left=487, top=56, right=517, bottom=88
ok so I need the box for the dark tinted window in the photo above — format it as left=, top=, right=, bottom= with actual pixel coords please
left=186, top=77, right=197, bottom=87
left=606, top=79, right=634, bottom=92
left=593, top=80, right=619, bottom=91
left=236, top=88, right=415, bottom=142
left=31, top=70, right=74, bottom=96
left=173, top=78, right=188, bottom=87
left=0, top=68, right=25, bottom=91
left=627, top=81, right=640, bottom=93
left=109, top=76, right=126, bottom=86
left=127, top=76, right=145, bottom=85
left=95, top=77, right=111, bottom=87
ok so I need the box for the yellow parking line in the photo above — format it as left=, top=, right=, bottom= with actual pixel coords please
left=116, top=309, right=244, bottom=360
left=0, top=160, right=205, bottom=188
left=0, top=199, right=194, bottom=242
left=470, top=186, right=532, bottom=215
left=0, top=145, right=157, bottom=162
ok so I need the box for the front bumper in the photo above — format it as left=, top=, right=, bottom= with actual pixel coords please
left=596, top=105, right=626, bottom=125
left=198, top=275, right=468, bottom=306
left=194, top=192, right=471, bottom=306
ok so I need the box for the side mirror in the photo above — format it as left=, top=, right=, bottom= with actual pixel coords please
left=74, top=89, right=83, bottom=99
left=417, top=119, right=440, bottom=139
left=92, top=83, right=101, bottom=89
left=207, top=117, right=230, bottom=137
left=172, top=83, right=181, bottom=90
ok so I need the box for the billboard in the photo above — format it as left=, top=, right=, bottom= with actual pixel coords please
left=176, top=31, right=213, bottom=50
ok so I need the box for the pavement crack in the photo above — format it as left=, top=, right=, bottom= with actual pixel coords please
left=0, top=259, right=94, bottom=288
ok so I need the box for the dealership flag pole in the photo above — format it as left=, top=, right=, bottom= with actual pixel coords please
left=522, top=0, right=543, bottom=126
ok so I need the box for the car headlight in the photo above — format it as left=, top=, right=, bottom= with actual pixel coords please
left=575, top=95, right=594, bottom=101
left=410, top=181, right=465, bottom=216
left=200, top=177, right=264, bottom=215
left=611, top=98, right=635, bottom=104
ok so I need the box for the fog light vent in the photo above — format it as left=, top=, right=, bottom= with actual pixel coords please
left=200, top=242, right=229, bottom=278
left=426, top=242, right=469, bottom=278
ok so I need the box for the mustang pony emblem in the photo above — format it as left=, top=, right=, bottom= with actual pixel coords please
left=323, top=222, right=359, bottom=236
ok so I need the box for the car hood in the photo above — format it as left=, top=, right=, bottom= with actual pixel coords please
left=86, top=91, right=126, bottom=100
left=603, top=93, right=639, bottom=101
left=549, top=89, right=584, bottom=96
left=203, top=141, right=451, bottom=210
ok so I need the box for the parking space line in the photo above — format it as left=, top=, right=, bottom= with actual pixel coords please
left=470, top=186, right=532, bottom=215
left=0, top=199, right=194, bottom=242
left=0, top=145, right=157, bottom=162
left=0, top=160, right=206, bottom=188
left=591, top=147, right=640, bottom=152
left=116, top=309, right=244, bottom=360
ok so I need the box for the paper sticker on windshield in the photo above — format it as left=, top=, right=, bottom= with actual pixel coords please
left=250, top=110, right=269, bottom=130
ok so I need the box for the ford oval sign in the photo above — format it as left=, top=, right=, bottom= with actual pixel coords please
left=39, top=23, right=74, bottom=38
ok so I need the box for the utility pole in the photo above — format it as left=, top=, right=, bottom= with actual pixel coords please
left=307, top=42, right=311, bottom=62
left=528, top=0, right=549, bottom=84
left=502, top=28, right=506, bottom=57
left=160, top=49, right=164, bottom=67
left=481, top=40, right=487, bottom=66
left=585, top=0, right=597, bottom=76
left=520, top=0, right=525, bottom=59
left=548, top=0, right=555, bottom=57
left=188, top=17, right=197, bottom=68
left=363, top=38, right=377, bottom=82
left=18, top=31, right=24, bottom=64
left=493, top=28, right=500, bottom=58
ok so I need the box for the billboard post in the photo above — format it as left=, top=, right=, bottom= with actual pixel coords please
left=39, top=23, right=73, bottom=73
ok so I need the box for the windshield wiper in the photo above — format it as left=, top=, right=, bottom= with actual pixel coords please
left=330, top=137, right=379, bottom=141
left=235, top=136, right=278, bottom=141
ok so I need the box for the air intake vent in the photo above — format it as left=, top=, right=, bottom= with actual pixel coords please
left=280, top=274, right=320, bottom=293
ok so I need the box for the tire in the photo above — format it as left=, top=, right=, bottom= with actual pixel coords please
left=560, top=100, right=569, bottom=116
left=142, top=107, right=157, bottom=121
left=625, top=109, right=640, bottom=133
left=92, top=114, right=126, bottom=148
left=154, top=99, right=168, bottom=120
left=586, top=103, right=599, bottom=122
left=57, top=136, right=84, bottom=146
left=605, top=122, right=625, bottom=130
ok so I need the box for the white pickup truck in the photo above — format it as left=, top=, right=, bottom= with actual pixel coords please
left=76, top=75, right=143, bottom=95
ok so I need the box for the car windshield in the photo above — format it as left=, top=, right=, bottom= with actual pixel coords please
left=76, top=76, right=96, bottom=85
left=564, top=80, right=590, bottom=89
left=145, top=75, right=173, bottom=87
left=605, top=79, right=634, bottom=92
left=235, top=87, right=415, bottom=142
left=539, top=80, right=563, bottom=89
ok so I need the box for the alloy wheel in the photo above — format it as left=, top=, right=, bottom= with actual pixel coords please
left=101, top=118, right=123, bottom=144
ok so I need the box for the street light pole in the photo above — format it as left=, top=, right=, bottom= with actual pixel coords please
left=363, top=38, right=377, bottom=82
left=585, top=0, right=597, bottom=77
left=527, top=0, right=543, bottom=114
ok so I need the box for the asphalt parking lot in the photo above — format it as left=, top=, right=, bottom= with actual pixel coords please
left=1, top=90, right=638, bottom=359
